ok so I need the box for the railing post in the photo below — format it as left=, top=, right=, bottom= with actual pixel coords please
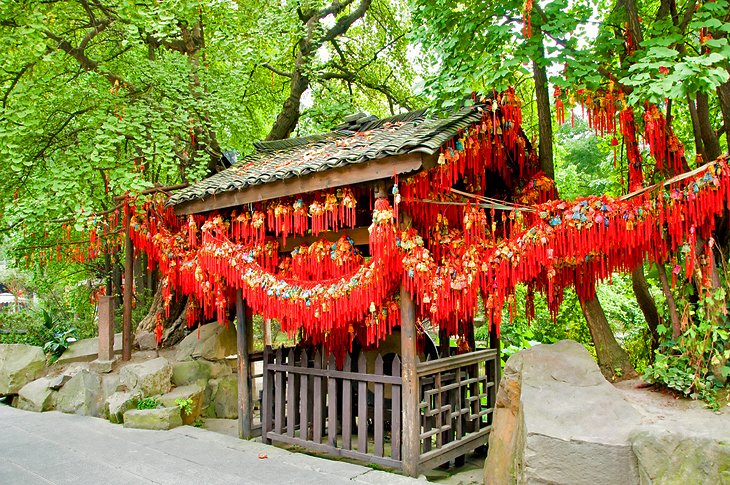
left=400, top=285, right=420, bottom=477
left=122, top=210, right=133, bottom=361
left=236, top=290, right=254, bottom=439
left=262, top=345, right=273, bottom=444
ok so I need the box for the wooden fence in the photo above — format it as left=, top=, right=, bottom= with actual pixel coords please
left=416, top=348, right=499, bottom=471
left=262, top=346, right=403, bottom=469
left=260, top=346, right=498, bottom=473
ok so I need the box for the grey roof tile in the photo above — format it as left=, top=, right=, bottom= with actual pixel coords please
left=168, top=106, right=484, bottom=207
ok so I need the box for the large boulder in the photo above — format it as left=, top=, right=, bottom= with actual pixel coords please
left=104, top=391, right=140, bottom=424
left=630, top=419, right=730, bottom=484
left=17, top=377, right=56, bottom=412
left=484, top=340, right=642, bottom=485
left=56, top=369, right=103, bottom=416
left=119, top=357, right=172, bottom=396
left=123, top=406, right=182, bottom=430
left=172, top=360, right=211, bottom=388
left=175, top=323, right=237, bottom=362
left=56, top=333, right=122, bottom=365
left=159, top=384, right=204, bottom=425
left=205, top=375, right=238, bottom=419
left=0, top=344, right=45, bottom=395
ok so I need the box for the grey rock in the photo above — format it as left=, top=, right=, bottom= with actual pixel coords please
left=175, top=323, right=237, bottom=362
left=119, top=357, right=172, bottom=396
left=123, top=406, right=182, bottom=430
left=172, top=360, right=211, bottom=387
left=135, top=330, right=157, bottom=351
left=17, top=377, right=56, bottom=412
left=105, top=391, right=140, bottom=424
left=159, top=384, right=204, bottom=425
left=47, top=374, right=70, bottom=390
left=206, top=375, right=238, bottom=419
left=89, top=359, right=115, bottom=374
left=56, top=369, right=103, bottom=416
left=0, top=344, right=45, bottom=395
left=56, top=333, right=122, bottom=365
left=485, top=340, right=642, bottom=485
left=631, top=420, right=730, bottom=484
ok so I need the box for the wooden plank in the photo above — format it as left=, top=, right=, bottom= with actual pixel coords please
left=455, top=367, right=463, bottom=441
left=287, top=349, right=297, bottom=438
left=327, top=355, right=338, bottom=448
left=342, top=354, right=352, bottom=451
left=416, top=349, right=498, bottom=376
left=435, top=372, right=443, bottom=448
left=417, top=426, right=492, bottom=472
left=357, top=352, right=368, bottom=454
left=274, top=348, right=284, bottom=435
left=235, top=291, right=254, bottom=439
left=299, top=349, right=310, bottom=440
left=313, top=350, right=323, bottom=444
left=174, top=152, right=425, bottom=215
left=122, top=215, right=133, bottom=361
left=266, top=433, right=402, bottom=470
left=280, top=226, right=370, bottom=253
left=265, top=363, right=402, bottom=384
left=262, top=346, right=274, bottom=444
left=374, top=354, right=384, bottom=457
left=391, top=355, right=402, bottom=461
left=400, top=285, right=420, bottom=477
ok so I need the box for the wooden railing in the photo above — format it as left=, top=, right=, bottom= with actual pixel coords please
left=416, top=348, right=499, bottom=472
left=262, top=346, right=403, bottom=469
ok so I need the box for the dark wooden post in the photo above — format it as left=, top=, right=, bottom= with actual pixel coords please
left=401, top=285, right=420, bottom=477
left=236, top=289, right=254, bottom=439
left=122, top=212, right=133, bottom=361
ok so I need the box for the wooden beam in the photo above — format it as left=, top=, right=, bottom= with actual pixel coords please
left=400, top=285, right=420, bottom=477
left=174, top=152, right=425, bottom=215
left=236, top=290, right=254, bottom=439
left=279, top=226, right=370, bottom=252
left=236, top=292, right=254, bottom=439
left=122, top=214, right=133, bottom=361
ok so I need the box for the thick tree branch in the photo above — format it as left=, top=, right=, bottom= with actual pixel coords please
left=322, top=0, right=373, bottom=43
left=262, top=63, right=293, bottom=78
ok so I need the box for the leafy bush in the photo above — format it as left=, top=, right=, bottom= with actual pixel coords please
left=644, top=289, right=730, bottom=410
left=175, top=397, right=193, bottom=416
left=137, top=397, right=161, bottom=410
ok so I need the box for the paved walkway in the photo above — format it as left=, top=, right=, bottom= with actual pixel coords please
left=0, top=405, right=428, bottom=485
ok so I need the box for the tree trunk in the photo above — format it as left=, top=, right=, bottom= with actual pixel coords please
left=687, top=95, right=706, bottom=161
left=266, top=70, right=309, bottom=141
left=696, top=92, right=722, bottom=161
left=134, top=288, right=188, bottom=348
left=656, top=261, right=682, bottom=339
left=717, top=80, right=730, bottom=153
left=532, top=34, right=554, bottom=179
left=579, top=294, right=637, bottom=381
left=631, top=265, right=660, bottom=354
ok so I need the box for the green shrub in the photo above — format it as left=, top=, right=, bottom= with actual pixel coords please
left=136, top=397, right=161, bottom=410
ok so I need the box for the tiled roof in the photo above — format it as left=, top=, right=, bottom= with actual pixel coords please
left=168, top=106, right=485, bottom=207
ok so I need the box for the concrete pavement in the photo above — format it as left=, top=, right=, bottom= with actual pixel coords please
left=0, top=405, right=428, bottom=484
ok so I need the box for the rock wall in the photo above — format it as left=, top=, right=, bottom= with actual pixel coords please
left=484, top=340, right=730, bottom=485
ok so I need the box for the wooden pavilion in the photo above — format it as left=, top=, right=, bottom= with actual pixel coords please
left=136, top=97, right=542, bottom=476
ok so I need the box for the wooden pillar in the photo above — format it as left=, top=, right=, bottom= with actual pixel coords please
left=122, top=213, right=133, bottom=361
left=263, top=318, right=272, bottom=346
left=236, top=289, right=254, bottom=439
left=400, top=285, right=420, bottom=477
left=97, top=295, right=115, bottom=361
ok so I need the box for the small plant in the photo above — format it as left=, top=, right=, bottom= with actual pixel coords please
left=137, top=397, right=161, bottom=410
left=175, top=397, right=194, bottom=416
left=192, top=417, right=204, bottom=428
